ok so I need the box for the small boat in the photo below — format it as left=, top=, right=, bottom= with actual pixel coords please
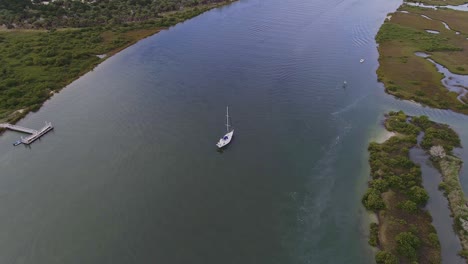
left=360, top=58, right=365, bottom=63
left=13, top=140, right=22, bottom=146
left=216, top=106, right=234, bottom=148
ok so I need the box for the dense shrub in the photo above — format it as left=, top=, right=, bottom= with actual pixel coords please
left=385, top=111, right=420, bottom=136
left=398, top=200, right=418, bottom=213
left=388, top=175, right=404, bottom=189
left=369, top=223, right=379, bottom=247
left=375, top=251, right=398, bottom=264
left=362, top=188, right=386, bottom=211
left=421, top=126, right=461, bottom=153
left=412, top=115, right=431, bottom=130
left=370, top=179, right=390, bottom=193
left=407, top=186, right=429, bottom=206
left=428, top=233, right=440, bottom=248
left=396, top=232, right=421, bottom=261
left=0, top=0, right=228, bottom=29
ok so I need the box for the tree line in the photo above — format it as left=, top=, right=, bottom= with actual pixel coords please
left=0, top=0, right=228, bottom=29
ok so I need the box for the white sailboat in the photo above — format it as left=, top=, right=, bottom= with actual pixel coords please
left=216, top=106, right=234, bottom=148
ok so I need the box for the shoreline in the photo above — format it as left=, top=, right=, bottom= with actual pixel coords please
left=435, top=154, right=468, bottom=257
left=376, top=0, right=468, bottom=115
left=363, top=111, right=467, bottom=262
left=0, top=0, right=236, bottom=129
left=372, top=0, right=468, bottom=259
left=375, top=130, right=396, bottom=144
left=363, top=112, right=441, bottom=263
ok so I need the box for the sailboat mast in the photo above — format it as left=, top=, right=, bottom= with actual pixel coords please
left=226, top=106, right=230, bottom=132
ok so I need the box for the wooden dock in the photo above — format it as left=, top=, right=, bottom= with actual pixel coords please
left=0, top=122, right=53, bottom=145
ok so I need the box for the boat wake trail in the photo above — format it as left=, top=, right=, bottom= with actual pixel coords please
left=331, top=93, right=370, bottom=116
left=287, top=116, right=353, bottom=262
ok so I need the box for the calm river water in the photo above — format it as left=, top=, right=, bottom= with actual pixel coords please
left=1, top=0, right=468, bottom=263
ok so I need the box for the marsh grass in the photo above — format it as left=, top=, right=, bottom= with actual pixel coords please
left=377, top=6, right=468, bottom=114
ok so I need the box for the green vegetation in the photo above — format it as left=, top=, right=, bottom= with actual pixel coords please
left=376, top=4, right=468, bottom=115
left=412, top=113, right=468, bottom=257
left=365, top=111, right=468, bottom=261
left=433, top=149, right=468, bottom=256
left=376, top=23, right=461, bottom=52
left=369, top=223, right=380, bottom=247
left=420, top=125, right=460, bottom=152
left=398, top=200, right=418, bottom=213
left=384, top=111, right=420, bottom=135
left=461, top=249, right=468, bottom=259
left=396, top=231, right=421, bottom=261
left=392, top=111, right=468, bottom=258
left=363, top=111, right=441, bottom=263
left=0, top=0, right=230, bottom=29
left=362, top=188, right=386, bottom=211
left=0, top=0, right=235, bottom=123
left=375, top=251, right=398, bottom=264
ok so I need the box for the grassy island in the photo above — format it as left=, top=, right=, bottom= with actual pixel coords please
left=411, top=113, right=468, bottom=257
left=376, top=1, right=468, bottom=114
left=414, top=117, right=468, bottom=258
left=364, top=111, right=466, bottom=263
left=0, top=0, right=235, bottom=124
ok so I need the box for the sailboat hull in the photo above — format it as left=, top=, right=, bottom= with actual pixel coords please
left=216, top=130, right=234, bottom=148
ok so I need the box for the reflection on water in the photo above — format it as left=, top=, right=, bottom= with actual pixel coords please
left=425, top=29, right=440, bottom=34
left=428, top=58, right=468, bottom=103
left=421, top=14, right=433, bottom=20
left=442, top=22, right=451, bottom=30
left=415, top=51, right=431, bottom=58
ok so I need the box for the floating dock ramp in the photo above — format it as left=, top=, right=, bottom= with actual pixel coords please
left=0, top=122, right=53, bottom=145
